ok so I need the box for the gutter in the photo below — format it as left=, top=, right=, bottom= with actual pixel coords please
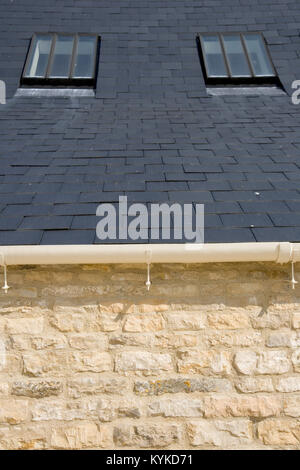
left=0, top=242, right=299, bottom=292
left=0, top=241, right=299, bottom=265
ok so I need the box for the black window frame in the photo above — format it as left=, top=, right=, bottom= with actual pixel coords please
left=197, top=32, right=280, bottom=86
left=21, top=33, right=100, bottom=88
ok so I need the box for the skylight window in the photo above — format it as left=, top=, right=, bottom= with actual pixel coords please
left=197, top=32, right=278, bottom=85
left=21, top=33, right=99, bottom=87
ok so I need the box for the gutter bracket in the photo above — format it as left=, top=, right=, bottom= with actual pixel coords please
left=145, top=248, right=152, bottom=291
left=276, top=242, right=293, bottom=264
left=291, top=262, right=298, bottom=290
left=0, top=254, right=10, bottom=294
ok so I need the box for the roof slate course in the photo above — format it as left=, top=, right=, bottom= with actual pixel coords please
left=0, top=0, right=300, bottom=244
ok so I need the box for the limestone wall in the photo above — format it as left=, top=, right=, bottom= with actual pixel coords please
left=0, top=262, right=299, bottom=450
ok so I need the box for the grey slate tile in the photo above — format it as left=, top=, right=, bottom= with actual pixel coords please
left=52, top=204, right=98, bottom=216
left=205, top=228, right=256, bottom=243
left=269, top=213, right=300, bottom=227
left=32, top=193, right=79, bottom=204
left=168, top=191, right=214, bottom=203
left=41, top=230, right=95, bottom=245
left=240, top=201, right=290, bottom=213
left=285, top=201, right=300, bottom=212
left=1, top=205, right=54, bottom=217
left=0, top=231, right=43, bottom=245
left=0, top=216, right=23, bottom=230
left=253, top=227, right=300, bottom=242
left=72, top=216, right=98, bottom=230
left=203, top=202, right=241, bottom=214
left=19, top=216, right=73, bottom=230
left=220, top=214, right=273, bottom=228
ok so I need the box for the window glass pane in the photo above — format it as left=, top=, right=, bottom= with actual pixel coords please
left=201, top=35, right=228, bottom=77
left=24, top=35, right=52, bottom=78
left=222, top=35, right=251, bottom=77
left=49, top=36, right=74, bottom=78
left=243, top=34, right=275, bottom=76
left=73, top=36, right=96, bottom=78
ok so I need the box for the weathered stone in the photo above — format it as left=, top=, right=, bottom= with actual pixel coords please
left=50, top=311, right=100, bottom=333
left=50, top=423, right=104, bottom=449
left=292, top=313, right=300, bottom=329
left=203, top=395, right=281, bottom=418
left=25, top=271, right=52, bottom=283
left=0, top=383, right=9, bottom=396
left=42, top=285, right=104, bottom=297
left=235, top=377, right=274, bottom=393
left=206, top=330, right=262, bottom=347
left=0, top=353, right=21, bottom=374
left=256, top=351, right=290, bottom=375
left=5, top=317, right=44, bottom=335
left=113, top=423, right=181, bottom=448
left=34, top=398, right=119, bottom=423
left=234, top=350, right=290, bottom=375
left=134, top=377, right=232, bottom=395
left=70, top=351, right=112, bottom=373
left=166, top=312, right=206, bottom=330
left=0, top=425, right=47, bottom=450
left=251, top=307, right=290, bottom=329
left=11, top=334, right=67, bottom=351
left=177, top=350, right=231, bottom=375
left=110, top=272, right=142, bottom=282
left=12, top=380, right=63, bottom=398
left=22, top=351, right=67, bottom=377
left=8, top=335, right=31, bottom=350
left=22, top=267, right=45, bottom=282
left=115, top=351, right=173, bottom=375
left=99, top=303, right=124, bottom=314
left=52, top=272, right=73, bottom=283
left=283, top=397, right=300, bottom=417
left=258, top=419, right=300, bottom=446
left=81, top=398, right=141, bottom=422
left=123, top=313, right=165, bottom=332
left=83, top=398, right=116, bottom=422
left=67, top=376, right=129, bottom=398
left=227, top=282, right=264, bottom=296
left=118, top=406, right=141, bottom=419
left=0, top=338, right=6, bottom=371
left=33, top=397, right=120, bottom=423
left=148, top=398, right=203, bottom=417
left=32, top=401, right=86, bottom=422
left=32, top=335, right=67, bottom=350
left=291, top=349, right=300, bottom=372
left=0, top=400, right=29, bottom=424
left=266, top=331, right=300, bottom=348
left=207, top=310, right=251, bottom=329
left=98, top=313, right=121, bottom=332
left=152, top=283, right=200, bottom=297
left=154, top=333, right=197, bottom=349
left=68, top=333, right=107, bottom=350
left=0, top=306, right=46, bottom=316
left=233, top=351, right=257, bottom=375
left=6, top=288, right=37, bottom=298
left=187, top=419, right=253, bottom=447
left=109, top=334, right=153, bottom=348
left=276, top=376, right=300, bottom=392
left=124, top=304, right=169, bottom=314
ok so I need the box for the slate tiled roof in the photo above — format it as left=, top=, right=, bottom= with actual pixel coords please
left=0, top=0, right=300, bottom=244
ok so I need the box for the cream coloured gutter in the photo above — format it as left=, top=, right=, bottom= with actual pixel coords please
left=0, top=242, right=300, bottom=266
